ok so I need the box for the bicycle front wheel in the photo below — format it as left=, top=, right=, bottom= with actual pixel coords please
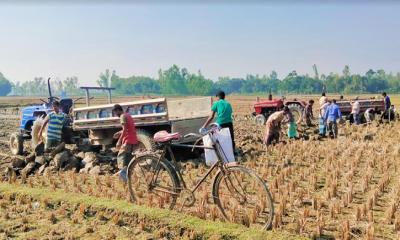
left=127, top=153, right=180, bottom=210
left=212, top=165, right=274, bottom=230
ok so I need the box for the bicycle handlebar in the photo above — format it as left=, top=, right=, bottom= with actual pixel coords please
left=183, top=133, right=202, bottom=139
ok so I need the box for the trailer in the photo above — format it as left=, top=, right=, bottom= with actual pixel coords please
left=72, top=97, right=212, bottom=151
left=336, top=98, right=386, bottom=123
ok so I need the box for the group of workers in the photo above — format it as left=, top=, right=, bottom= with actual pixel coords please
left=40, top=90, right=394, bottom=182
left=263, top=92, right=393, bottom=145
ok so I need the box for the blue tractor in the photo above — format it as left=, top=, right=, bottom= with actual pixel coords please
left=9, top=78, right=73, bottom=155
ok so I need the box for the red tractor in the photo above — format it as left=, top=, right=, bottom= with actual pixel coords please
left=252, top=94, right=307, bottom=125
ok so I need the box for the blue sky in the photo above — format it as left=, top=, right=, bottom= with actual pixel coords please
left=0, top=2, right=399, bottom=85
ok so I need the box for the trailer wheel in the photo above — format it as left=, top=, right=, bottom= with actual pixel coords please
left=288, top=104, right=304, bottom=123
left=135, top=129, right=155, bottom=153
left=255, top=114, right=266, bottom=125
left=10, top=132, right=24, bottom=155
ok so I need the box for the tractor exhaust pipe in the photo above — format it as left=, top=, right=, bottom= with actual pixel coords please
left=268, top=88, right=272, bottom=100
left=47, top=78, right=53, bottom=101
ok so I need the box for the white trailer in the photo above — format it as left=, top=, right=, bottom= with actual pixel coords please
left=72, top=97, right=212, bottom=151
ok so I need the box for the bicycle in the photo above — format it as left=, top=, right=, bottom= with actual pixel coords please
left=126, top=126, right=274, bottom=229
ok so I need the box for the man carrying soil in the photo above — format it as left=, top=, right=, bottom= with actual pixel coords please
left=324, top=99, right=342, bottom=138
left=39, top=101, right=67, bottom=151
left=201, top=90, right=235, bottom=151
left=112, top=104, right=138, bottom=182
left=364, top=107, right=377, bottom=124
left=264, top=106, right=290, bottom=146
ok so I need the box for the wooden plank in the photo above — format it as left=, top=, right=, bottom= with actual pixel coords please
left=167, top=97, right=211, bottom=120
left=73, top=112, right=168, bottom=124
left=73, top=98, right=166, bottom=112
left=73, top=120, right=170, bottom=131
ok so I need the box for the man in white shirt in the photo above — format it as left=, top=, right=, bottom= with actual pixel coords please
left=319, top=99, right=330, bottom=137
left=351, top=97, right=361, bottom=125
left=364, top=107, right=376, bottom=123
left=319, top=92, right=327, bottom=107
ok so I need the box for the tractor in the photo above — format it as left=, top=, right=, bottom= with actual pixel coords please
left=9, top=78, right=74, bottom=155
left=252, top=92, right=307, bottom=125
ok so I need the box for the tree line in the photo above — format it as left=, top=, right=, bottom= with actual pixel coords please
left=110, top=65, right=400, bottom=96
left=1, top=64, right=400, bottom=97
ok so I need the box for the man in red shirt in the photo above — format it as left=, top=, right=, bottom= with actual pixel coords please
left=112, top=104, right=138, bottom=182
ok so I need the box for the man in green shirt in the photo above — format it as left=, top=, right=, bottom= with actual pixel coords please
left=201, top=91, right=235, bottom=150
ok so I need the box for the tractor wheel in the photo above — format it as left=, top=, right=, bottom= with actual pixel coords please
left=10, top=132, right=24, bottom=155
left=288, top=104, right=304, bottom=123
left=135, top=129, right=156, bottom=153
left=255, top=114, right=266, bottom=125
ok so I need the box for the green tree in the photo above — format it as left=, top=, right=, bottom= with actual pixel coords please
left=97, top=69, right=112, bottom=88
left=0, top=72, right=12, bottom=96
left=186, top=71, right=213, bottom=95
left=158, top=65, right=188, bottom=95
left=112, top=76, right=160, bottom=95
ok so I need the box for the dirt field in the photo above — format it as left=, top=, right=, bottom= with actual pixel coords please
left=1, top=95, right=400, bottom=239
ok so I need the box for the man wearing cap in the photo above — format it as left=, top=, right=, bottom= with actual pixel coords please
left=201, top=90, right=235, bottom=151
left=351, top=96, right=360, bottom=125
left=112, top=104, right=138, bottom=182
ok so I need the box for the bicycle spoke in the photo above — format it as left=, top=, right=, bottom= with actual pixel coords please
left=213, top=166, right=274, bottom=230
left=128, top=154, right=180, bottom=210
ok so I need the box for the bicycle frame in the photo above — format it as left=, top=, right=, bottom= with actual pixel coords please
left=155, top=131, right=231, bottom=194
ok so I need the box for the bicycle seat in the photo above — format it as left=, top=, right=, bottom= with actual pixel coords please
left=154, top=131, right=181, bottom=143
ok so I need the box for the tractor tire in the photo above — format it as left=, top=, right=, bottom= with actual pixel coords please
left=135, top=129, right=156, bottom=153
left=10, top=132, right=24, bottom=155
left=287, top=104, right=304, bottom=123
left=255, top=114, right=266, bottom=125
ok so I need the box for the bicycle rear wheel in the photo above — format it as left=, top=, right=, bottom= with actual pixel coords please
left=127, top=153, right=180, bottom=210
left=212, top=165, right=274, bottom=230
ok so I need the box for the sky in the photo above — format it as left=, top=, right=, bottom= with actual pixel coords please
left=0, top=1, right=399, bottom=85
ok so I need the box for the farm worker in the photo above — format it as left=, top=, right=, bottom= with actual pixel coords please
left=301, top=99, right=314, bottom=127
left=350, top=96, right=361, bottom=125
left=112, top=104, right=138, bottom=182
left=264, top=106, right=290, bottom=146
left=319, top=92, right=327, bottom=107
left=323, top=99, right=342, bottom=138
left=285, top=108, right=297, bottom=139
left=364, top=107, right=377, bottom=123
left=381, top=92, right=392, bottom=121
left=201, top=90, right=235, bottom=151
left=38, top=101, right=67, bottom=151
left=319, top=99, right=331, bottom=137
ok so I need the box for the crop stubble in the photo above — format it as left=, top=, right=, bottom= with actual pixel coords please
left=1, top=95, right=400, bottom=239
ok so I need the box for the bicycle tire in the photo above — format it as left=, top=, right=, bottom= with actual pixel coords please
left=127, top=153, right=181, bottom=210
left=212, top=165, right=274, bottom=230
